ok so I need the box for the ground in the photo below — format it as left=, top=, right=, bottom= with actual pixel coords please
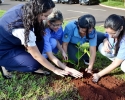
left=72, top=68, right=125, bottom=100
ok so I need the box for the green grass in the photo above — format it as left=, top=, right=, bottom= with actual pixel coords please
left=0, top=11, right=125, bottom=100
left=0, top=73, right=81, bottom=100
left=95, top=26, right=105, bottom=33
left=62, top=21, right=68, bottom=28
left=0, top=10, right=6, bottom=17
left=101, top=1, right=125, bottom=8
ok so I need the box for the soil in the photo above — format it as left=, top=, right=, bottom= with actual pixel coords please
left=71, top=68, right=125, bottom=100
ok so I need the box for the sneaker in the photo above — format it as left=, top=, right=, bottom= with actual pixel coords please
left=83, top=60, right=89, bottom=65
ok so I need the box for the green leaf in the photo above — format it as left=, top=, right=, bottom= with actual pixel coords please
left=63, top=59, right=76, bottom=65
left=84, top=48, right=90, bottom=58
left=84, top=49, right=87, bottom=53
left=76, top=42, right=81, bottom=48
left=75, top=50, right=84, bottom=60
left=68, top=59, right=76, bottom=65
left=86, top=50, right=90, bottom=57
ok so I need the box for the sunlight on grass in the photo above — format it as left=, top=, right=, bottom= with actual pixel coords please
left=0, top=10, right=6, bottom=17
left=95, top=26, right=105, bottom=33
left=62, top=21, right=68, bottom=29
left=101, top=1, right=125, bottom=8
left=0, top=73, right=82, bottom=100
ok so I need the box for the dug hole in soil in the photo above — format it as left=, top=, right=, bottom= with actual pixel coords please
left=71, top=67, right=125, bottom=100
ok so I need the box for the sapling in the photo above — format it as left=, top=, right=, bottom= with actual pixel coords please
left=75, top=42, right=90, bottom=70
left=63, top=42, right=90, bottom=70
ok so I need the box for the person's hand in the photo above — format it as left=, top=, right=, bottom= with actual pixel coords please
left=85, top=68, right=92, bottom=74
left=63, top=62, right=67, bottom=65
left=103, top=39, right=112, bottom=53
left=53, top=68, right=69, bottom=77
left=65, top=67, right=83, bottom=78
left=92, top=73, right=100, bottom=83
left=62, top=51, right=68, bottom=61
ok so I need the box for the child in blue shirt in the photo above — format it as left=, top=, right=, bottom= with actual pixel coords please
left=93, top=14, right=125, bottom=82
left=43, top=10, right=83, bottom=78
left=62, top=14, right=106, bottom=73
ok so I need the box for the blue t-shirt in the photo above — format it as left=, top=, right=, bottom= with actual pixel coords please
left=43, top=27, right=63, bottom=53
left=62, top=21, right=97, bottom=46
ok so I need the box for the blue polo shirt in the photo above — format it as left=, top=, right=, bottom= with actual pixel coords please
left=62, top=21, right=97, bottom=46
left=43, top=27, right=63, bottom=53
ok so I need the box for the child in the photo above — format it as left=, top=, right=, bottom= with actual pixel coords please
left=62, top=14, right=106, bottom=73
left=43, top=10, right=83, bottom=78
left=93, top=14, right=125, bottom=82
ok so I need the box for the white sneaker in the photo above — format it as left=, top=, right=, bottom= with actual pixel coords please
left=83, top=60, right=89, bottom=65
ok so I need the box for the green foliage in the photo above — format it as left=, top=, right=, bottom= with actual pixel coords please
left=75, top=42, right=90, bottom=70
left=64, top=42, right=90, bottom=70
left=64, top=59, right=76, bottom=65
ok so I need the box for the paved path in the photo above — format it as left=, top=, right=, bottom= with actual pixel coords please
left=0, top=0, right=125, bottom=25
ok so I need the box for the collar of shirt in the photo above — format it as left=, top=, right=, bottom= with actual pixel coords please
left=73, top=27, right=84, bottom=38
left=47, top=27, right=62, bottom=34
left=89, top=29, right=96, bottom=38
left=73, top=26, right=95, bottom=38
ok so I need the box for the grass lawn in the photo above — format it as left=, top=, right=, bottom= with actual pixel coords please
left=0, top=10, right=6, bottom=17
left=0, top=11, right=125, bottom=100
left=101, top=1, right=125, bottom=9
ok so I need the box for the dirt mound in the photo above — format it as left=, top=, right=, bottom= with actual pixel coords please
left=72, top=68, right=125, bottom=100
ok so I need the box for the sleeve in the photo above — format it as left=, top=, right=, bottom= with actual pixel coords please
left=89, top=31, right=97, bottom=46
left=43, top=29, right=52, bottom=53
left=116, top=40, right=125, bottom=60
left=12, top=28, right=36, bottom=46
left=104, top=33, right=109, bottom=38
left=62, top=25, right=72, bottom=43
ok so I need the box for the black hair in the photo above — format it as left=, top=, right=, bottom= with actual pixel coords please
left=104, top=14, right=125, bottom=56
left=75, top=14, right=96, bottom=39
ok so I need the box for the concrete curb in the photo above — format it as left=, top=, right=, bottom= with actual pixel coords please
left=99, top=4, right=125, bottom=11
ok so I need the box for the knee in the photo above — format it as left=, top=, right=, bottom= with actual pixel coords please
left=50, top=38, right=57, bottom=50
left=121, top=60, right=125, bottom=72
left=27, top=62, right=40, bottom=72
left=97, top=32, right=106, bottom=43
